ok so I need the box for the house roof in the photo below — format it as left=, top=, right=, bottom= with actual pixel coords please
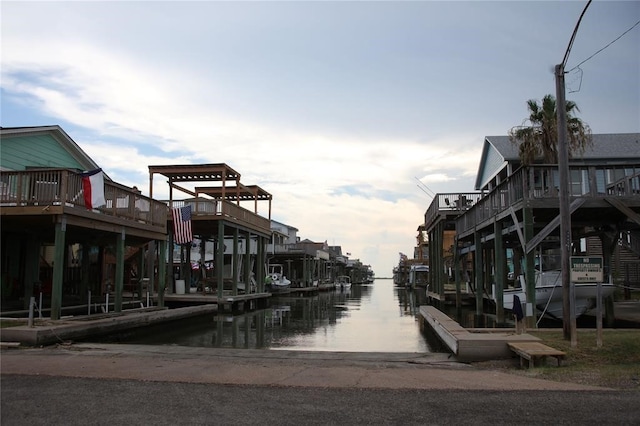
left=0, top=125, right=109, bottom=180
left=270, top=219, right=299, bottom=232
left=475, top=133, right=640, bottom=190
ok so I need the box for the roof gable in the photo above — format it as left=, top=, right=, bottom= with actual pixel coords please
left=475, top=133, right=640, bottom=190
left=0, top=125, right=102, bottom=174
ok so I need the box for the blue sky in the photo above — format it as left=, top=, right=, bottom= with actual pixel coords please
left=2, top=1, right=639, bottom=276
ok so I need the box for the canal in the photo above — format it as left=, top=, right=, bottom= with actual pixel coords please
left=94, top=279, right=435, bottom=352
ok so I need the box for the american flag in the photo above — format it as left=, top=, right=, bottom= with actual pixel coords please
left=172, top=205, right=193, bottom=245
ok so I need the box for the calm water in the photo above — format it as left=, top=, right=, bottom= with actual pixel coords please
left=98, top=279, right=434, bottom=352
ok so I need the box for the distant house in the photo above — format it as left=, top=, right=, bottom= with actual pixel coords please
left=1, top=126, right=168, bottom=318
left=269, top=219, right=299, bottom=247
left=424, top=133, right=640, bottom=319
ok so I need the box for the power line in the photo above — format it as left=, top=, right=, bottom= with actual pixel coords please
left=414, top=177, right=435, bottom=198
left=567, top=19, right=640, bottom=73
left=561, top=0, right=592, bottom=69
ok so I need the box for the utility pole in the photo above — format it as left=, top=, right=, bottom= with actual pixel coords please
left=555, top=64, right=577, bottom=347
left=556, top=0, right=592, bottom=347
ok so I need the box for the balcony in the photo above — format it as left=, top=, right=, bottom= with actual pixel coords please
left=149, top=163, right=273, bottom=238
left=453, top=164, right=640, bottom=238
left=169, top=198, right=271, bottom=235
left=424, top=192, right=482, bottom=230
left=0, top=169, right=167, bottom=232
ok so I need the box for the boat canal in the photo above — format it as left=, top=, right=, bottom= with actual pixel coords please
left=88, top=279, right=435, bottom=353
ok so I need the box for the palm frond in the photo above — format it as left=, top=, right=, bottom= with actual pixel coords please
left=511, top=94, right=591, bottom=166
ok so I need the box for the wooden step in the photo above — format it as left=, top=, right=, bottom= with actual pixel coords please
left=507, top=341, right=566, bottom=368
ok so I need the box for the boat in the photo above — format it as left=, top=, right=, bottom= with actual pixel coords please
left=501, top=270, right=615, bottom=320
left=266, top=264, right=291, bottom=289
left=335, top=275, right=352, bottom=290
left=408, top=264, right=429, bottom=288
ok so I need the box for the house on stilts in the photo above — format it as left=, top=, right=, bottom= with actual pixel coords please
left=1, top=126, right=168, bottom=319
left=148, top=163, right=274, bottom=310
left=424, top=133, right=640, bottom=326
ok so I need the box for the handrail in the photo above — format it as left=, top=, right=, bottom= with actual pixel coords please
left=0, top=169, right=167, bottom=227
left=167, top=198, right=270, bottom=233
left=453, top=163, right=640, bottom=235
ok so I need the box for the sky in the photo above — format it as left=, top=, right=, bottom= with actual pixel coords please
left=2, top=1, right=639, bottom=278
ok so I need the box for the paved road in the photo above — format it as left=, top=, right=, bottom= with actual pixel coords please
left=2, top=344, right=638, bottom=425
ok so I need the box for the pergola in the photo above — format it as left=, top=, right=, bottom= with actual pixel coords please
left=147, top=163, right=273, bottom=300
left=148, top=163, right=271, bottom=220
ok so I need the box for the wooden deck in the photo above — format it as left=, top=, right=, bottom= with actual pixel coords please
left=163, top=292, right=271, bottom=313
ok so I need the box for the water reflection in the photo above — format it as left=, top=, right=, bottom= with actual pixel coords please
left=102, top=280, right=433, bottom=353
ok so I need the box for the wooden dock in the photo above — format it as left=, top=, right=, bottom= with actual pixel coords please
left=163, top=292, right=271, bottom=313
left=0, top=305, right=218, bottom=346
left=419, top=305, right=540, bottom=362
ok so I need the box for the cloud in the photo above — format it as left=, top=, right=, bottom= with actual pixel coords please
left=2, top=0, right=638, bottom=277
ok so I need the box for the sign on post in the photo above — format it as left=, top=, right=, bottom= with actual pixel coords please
left=570, top=257, right=603, bottom=283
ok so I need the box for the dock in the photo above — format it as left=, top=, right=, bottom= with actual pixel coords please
left=163, top=292, right=271, bottom=313
left=419, top=305, right=539, bottom=362
left=0, top=305, right=218, bottom=346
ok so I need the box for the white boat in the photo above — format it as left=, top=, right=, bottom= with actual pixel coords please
left=501, top=270, right=615, bottom=320
left=335, top=275, right=352, bottom=290
left=266, top=264, right=291, bottom=289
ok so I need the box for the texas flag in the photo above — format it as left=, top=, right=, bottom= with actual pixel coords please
left=81, top=168, right=106, bottom=209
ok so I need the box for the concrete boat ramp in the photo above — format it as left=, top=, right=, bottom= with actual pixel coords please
left=419, top=305, right=539, bottom=362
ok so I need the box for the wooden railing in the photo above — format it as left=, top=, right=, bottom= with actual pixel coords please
left=425, top=192, right=483, bottom=229
left=0, top=169, right=167, bottom=228
left=453, top=164, right=640, bottom=235
left=169, top=198, right=271, bottom=233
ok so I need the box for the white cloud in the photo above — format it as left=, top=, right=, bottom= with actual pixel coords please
left=1, top=0, right=638, bottom=276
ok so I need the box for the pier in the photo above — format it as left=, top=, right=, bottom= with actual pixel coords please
left=163, top=292, right=271, bottom=313
left=419, top=305, right=539, bottom=362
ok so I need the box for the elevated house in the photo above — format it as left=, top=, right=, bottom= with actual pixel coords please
left=266, top=220, right=358, bottom=287
left=267, top=221, right=334, bottom=286
left=270, top=238, right=333, bottom=287
left=148, top=164, right=273, bottom=300
left=345, top=258, right=371, bottom=284
left=394, top=225, right=430, bottom=287
left=1, top=126, right=168, bottom=319
left=425, top=133, right=640, bottom=323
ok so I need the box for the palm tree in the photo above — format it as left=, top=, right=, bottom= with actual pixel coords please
left=509, top=94, right=592, bottom=166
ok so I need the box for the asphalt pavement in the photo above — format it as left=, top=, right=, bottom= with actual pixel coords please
left=1, top=343, right=638, bottom=425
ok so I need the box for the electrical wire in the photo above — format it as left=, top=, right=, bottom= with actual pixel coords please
left=561, top=0, right=593, bottom=69
left=567, top=19, right=640, bottom=73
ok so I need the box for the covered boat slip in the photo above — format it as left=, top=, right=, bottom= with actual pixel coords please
left=148, top=164, right=274, bottom=302
left=424, top=134, right=640, bottom=326
left=1, top=168, right=169, bottom=320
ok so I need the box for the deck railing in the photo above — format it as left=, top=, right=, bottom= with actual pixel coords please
left=169, top=198, right=271, bottom=233
left=0, top=169, right=167, bottom=227
left=425, top=192, right=483, bottom=229
left=453, top=164, right=640, bottom=235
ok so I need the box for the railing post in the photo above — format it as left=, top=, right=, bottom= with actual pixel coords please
left=60, top=170, right=68, bottom=205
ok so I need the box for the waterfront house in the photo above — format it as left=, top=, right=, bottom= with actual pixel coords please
left=1, top=126, right=168, bottom=319
left=424, top=133, right=640, bottom=322
left=148, top=163, right=273, bottom=302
